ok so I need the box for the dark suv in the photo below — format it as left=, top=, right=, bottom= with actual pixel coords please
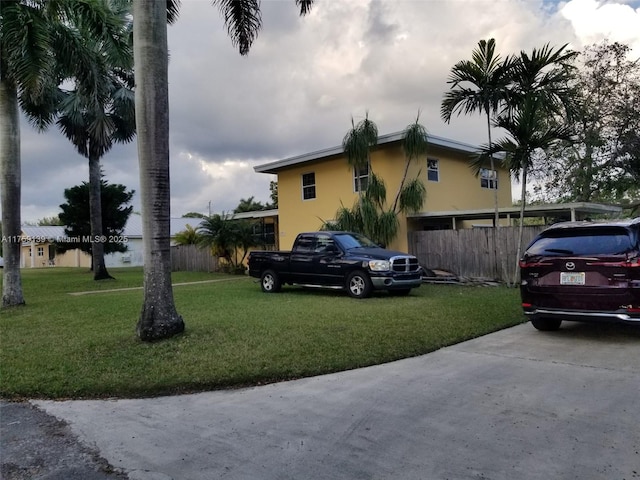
left=519, top=218, right=640, bottom=330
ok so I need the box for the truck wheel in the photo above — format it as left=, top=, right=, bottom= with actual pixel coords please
left=260, top=270, right=281, bottom=293
left=346, top=271, right=372, bottom=299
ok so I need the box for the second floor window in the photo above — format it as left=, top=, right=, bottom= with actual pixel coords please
left=427, top=158, right=439, bottom=182
left=480, top=168, right=498, bottom=189
left=302, top=172, right=316, bottom=200
left=353, top=163, right=369, bottom=192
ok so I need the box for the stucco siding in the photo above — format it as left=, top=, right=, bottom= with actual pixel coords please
left=274, top=141, right=512, bottom=252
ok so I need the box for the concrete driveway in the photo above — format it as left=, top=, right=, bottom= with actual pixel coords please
left=28, top=322, right=640, bottom=480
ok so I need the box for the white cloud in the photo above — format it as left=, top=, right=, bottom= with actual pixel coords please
left=560, top=0, right=640, bottom=54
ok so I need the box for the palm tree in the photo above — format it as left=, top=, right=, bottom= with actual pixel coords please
left=343, top=112, right=379, bottom=196
left=441, top=39, right=513, bottom=229
left=323, top=116, right=427, bottom=247
left=393, top=114, right=429, bottom=213
left=56, top=2, right=135, bottom=280
left=197, top=214, right=256, bottom=272
left=132, top=0, right=313, bottom=340
left=441, top=39, right=514, bottom=281
left=475, top=44, right=578, bottom=285
left=0, top=0, right=128, bottom=307
left=174, top=224, right=201, bottom=245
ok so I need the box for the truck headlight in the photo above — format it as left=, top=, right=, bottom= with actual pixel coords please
left=368, top=260, right=390, bottom=272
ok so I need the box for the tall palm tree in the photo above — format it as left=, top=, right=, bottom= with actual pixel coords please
left=56, top=2, right=135, bottom=280
left=323, top=116, right=427, bottom=247
left=133, top=0, right=313, bottom=340
left=343, top=112, right=379, bottom=196
left=441, top=39, right=513, bottom=229
left=393, top=113, right=429, bottom=213
left=0, top=0, right=127, bottom=307
left=441, top=39, right=513, bottom=281
left=476, top=44, right=578, bottom=285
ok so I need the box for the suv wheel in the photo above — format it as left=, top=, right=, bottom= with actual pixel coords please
left=531, top=317, right=562, bottom=331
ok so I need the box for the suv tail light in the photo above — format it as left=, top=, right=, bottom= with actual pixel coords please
left=519, top=260, right=552, bottom=268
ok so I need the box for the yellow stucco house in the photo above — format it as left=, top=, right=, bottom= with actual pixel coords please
left=254, top=131, right=512, bottom=253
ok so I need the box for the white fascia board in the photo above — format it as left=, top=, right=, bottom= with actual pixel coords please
left=254, top=132, right=479, bottom=174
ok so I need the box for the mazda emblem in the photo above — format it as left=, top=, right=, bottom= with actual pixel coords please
left=565, top=262, right=576, bottom=271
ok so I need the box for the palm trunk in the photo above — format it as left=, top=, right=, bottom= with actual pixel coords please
left=392, top=157, right=411, bottom=214
left=0, top=79, right=25, bottom=307
left=513, top=167, right=528, bottom=287
left=133, top=0, right=184, bottom=341
left=486, top=112, right=507, bottom=284
left=88, top=151, right=113, bottom=280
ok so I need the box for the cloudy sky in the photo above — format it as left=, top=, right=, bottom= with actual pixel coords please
left=15, top=0, right=640, bottom=223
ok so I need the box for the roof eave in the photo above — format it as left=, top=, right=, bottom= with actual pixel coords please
left=254, top=132, right=479, bottom=175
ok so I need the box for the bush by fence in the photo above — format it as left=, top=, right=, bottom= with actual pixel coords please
left=409, top=226, right=545, bottom=283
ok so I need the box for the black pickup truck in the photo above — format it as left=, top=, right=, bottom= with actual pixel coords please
left=247, top=231, right=422, bottom=298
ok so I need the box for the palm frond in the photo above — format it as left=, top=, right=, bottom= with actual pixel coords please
left=365, top=173, right=386, bottom=208
left=295, top=0, right=314, bottom=15
left=374, top=211, right=399, bottom=247
left=343, top=113, right=379, bottom=169
left=398, top=178, right=426, bottom=214
left=213, top=0, right=262, bottom=56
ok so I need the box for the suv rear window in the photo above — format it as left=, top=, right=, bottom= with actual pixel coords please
left=526, top=227, right=634, bottom=256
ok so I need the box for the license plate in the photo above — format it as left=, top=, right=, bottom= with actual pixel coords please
left=560, top=272, right=585, bottom=285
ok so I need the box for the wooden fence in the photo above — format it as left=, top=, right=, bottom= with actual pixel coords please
left=408, top=226, right=545, bottom=283
left=171, top=244, right=219, bottom=272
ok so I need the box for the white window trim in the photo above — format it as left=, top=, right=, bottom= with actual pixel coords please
left=427, top=158, right=439, bottom=182
left=301, top=172, right=316, bottom=201
left=353, top=164, right=369, bottom=193
left=480, top=168, right=498, bottom=190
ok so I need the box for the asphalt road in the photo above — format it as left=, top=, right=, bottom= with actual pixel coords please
left=2, top=321, right=640, bottom=480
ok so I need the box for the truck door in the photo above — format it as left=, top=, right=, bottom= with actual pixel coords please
left=289, top=234, right=316, bottom=282
left=311, top=233, right=344, bottom=286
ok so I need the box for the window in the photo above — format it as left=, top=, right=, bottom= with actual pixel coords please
left=480, top=168, right=498, bottom=189
left=302, top=172, right=316, bottom=200
left=427, top=158, right=439, bottom=182
left=37, top=246, right=44, bottom=257
left=294, top=234, right=315, bottom=253
left=314, top=233, right=336, bottom=253
left=353, top=164, right=369, bottom=192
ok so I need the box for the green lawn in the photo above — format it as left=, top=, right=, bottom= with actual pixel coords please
left=0, top=267, right=524, bottom=400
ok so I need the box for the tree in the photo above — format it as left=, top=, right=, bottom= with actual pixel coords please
left=132, top=0, right=313, bottom=341
left=173, top=224, right=201, bottom=245
left=56, top=2, right=135, bottom=280
left=234, top=196, right=265, bottom=213
left=269, top=180, right=278, bottom=208
left=197, top=214, right=256, bottom=272
left=441, top=39, right=514, bottom=279
left=58, top=179, right=134, bottom=260
left=535, top=42, right=640, bottom=204
left=33, top=216, right=63, bottom=226
left=323, top=115, right=427, bottom=247
left=343, top=112, right=378, bottom=198
left=182, top=212, right=206, bottom=219
left=0, top=0, right=129, bottom=307
left=476, top=44, right=578, bottom=285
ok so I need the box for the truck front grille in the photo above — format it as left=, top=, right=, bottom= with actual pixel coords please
left=391, top=256, right=420, bottom=273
